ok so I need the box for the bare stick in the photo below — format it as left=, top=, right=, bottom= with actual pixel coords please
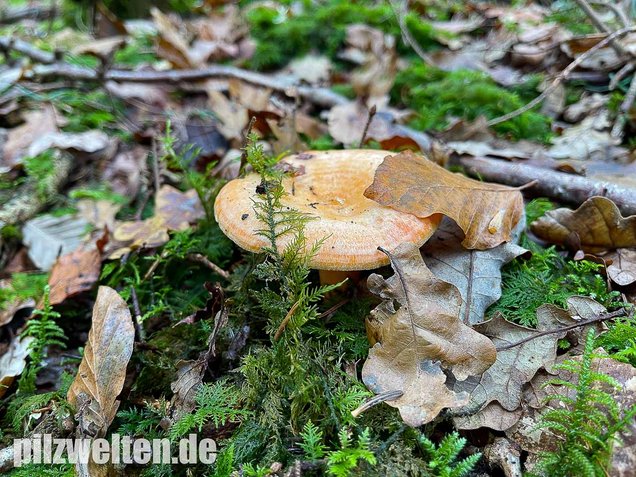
left=0, top=5, right=55, bottom=25
left=151, top=138, right=161, bottom=194
left=351, top=390, right=404, bottom=418
left=274, top=300, right=300, bottom=341
left=488, top=26, right=636, bottom=127
left=187, top=253, right=230, bottom=280
left=129, top=287, right=144, bottom=342
left=496, top=308, right=629, bottom=351
left=359, top=104, right=377, bottom=148
left=460, top=156, right=636, bottom=216
left=239, top=116, right=257, bottom=177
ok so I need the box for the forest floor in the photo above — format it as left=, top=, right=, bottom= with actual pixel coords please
left=1, top=1, right=636, bottom=476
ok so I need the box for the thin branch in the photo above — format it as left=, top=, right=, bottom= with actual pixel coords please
left=239, top=116, right=257, bottom=177
left=389, top=0, right=434, bottom=65
left=488, top=26, right=636, bottom=127
left=359, top=104, right=377, bottom=148
left=351, top=390, right=404, bottom=418
left=495, top=308, right=629, bottom=352
left=187, top=253, right=230, bottom=280
left=460, top=155, right=636, bottom=216
left=0, top=37, right=58, bottom=64
left=274, top=300, right=300, bottom=341
left=0, top=5, right=55, bottom=25
left=129, top=286, right=144, bottom=342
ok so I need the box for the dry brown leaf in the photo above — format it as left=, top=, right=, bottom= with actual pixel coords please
left=102, top=146, right=147, bottom=198
left=364, top=151, right=525, bottom=250
left=0, top=336, right=34, bottom=399
left=76, top=199, right=121, bottom=231
left=531, top=196, right=636, bottom=253
left=67, top=286, right=134, bottom=437
left=2, top=105, right=58, bottom=167
left=207, top=90, right=249, bottom=140
left=288, top=54, right=332, bottom=84
left=113, top=186, right=204, bottom=251
left=327, top=102, right=430, bottom=151
left=606, top=249, right=636, bottom=286
left=361, top=242, right=497, bottom=427
left=48, top=247, right=102, bottom=306
left=151, top=8, right=193, bottom=68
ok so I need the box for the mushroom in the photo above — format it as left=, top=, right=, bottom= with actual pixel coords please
left=214, top=149, right=441, bottom=283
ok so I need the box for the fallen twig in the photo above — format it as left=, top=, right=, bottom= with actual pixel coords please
left=487, top=26, right=636, bottom=127
left=359, top=104, right=377, bottom=148
left=187, top=253, right=230, bottom=280
left=389, top=0, right=434, bottom=65
left=495, top=308, right=629, bottom=351
left=351, top=390, right=405, bottom=418
left=0, top=5, right=55, bottom=25
left=460, top=156, right=636, bottom=216
left=0, top=37, right=57, bottom=64
left=274, top=300, right=300, bottom=341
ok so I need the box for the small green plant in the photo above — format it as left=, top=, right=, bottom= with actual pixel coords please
left=0, top=272, right=48, bottom=311
left=117, top=400, right=169, bottom=438
left=536, top=329, right=636, bottom=477
left=170, top=380, right=249, bottom=441
left=18, top=286, right=67, bottom=393
left=326, top=428, right=376, bottom=476
left=420, top=432, right=481, bottom=477
left=22, top=150, right=58, bottom=200
left=299, top=423, right=377, bottom=476
left=490, top=245, right=621, bottom=327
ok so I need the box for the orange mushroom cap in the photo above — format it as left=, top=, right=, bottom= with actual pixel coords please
left=214, top=149, right=441, bottom=271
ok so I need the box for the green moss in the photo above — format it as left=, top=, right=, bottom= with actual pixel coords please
left=245, top=0, right=441, bottom=70
left=392, top=65, right=552, bottom=141
left=0, top=272, right=48, bottom=311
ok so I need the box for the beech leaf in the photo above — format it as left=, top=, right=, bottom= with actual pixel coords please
left=67, top=286, right=134, bottom=437
left=364, top=151, right=525, bottom=250
left=422, top=218, right=528, bottom=324
left=531, top=196, right=636, bottom=253
left=361, top=242, right=497, bottom=426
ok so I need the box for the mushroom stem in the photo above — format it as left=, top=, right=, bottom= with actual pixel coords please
left=318, top=270, right=360, bottom=286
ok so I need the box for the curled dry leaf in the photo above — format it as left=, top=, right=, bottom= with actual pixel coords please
left=2, top=105, right=58, bottom=167
left=531, top=196, right=636, bottom=253
left=361, top=242, right=497, bottom=427
left=67, top=286, right=135, bottom=437
left=364, top=151, right=525, bottom=250
left=0, top=336, right=34, bottom=399
left=422, top=218, right=528, bottom=324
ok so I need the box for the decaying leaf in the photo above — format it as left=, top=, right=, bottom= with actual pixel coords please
left=48, top=247, right=102, bottom=306
left=422, top=218, right=528, bottom=324
left=288, top=54, right=332, bottom=84
left=207, top=89, right=249, bottom=140
left=22, top=214, right=90, bottom=271
left=531, top=196, right=636, bottom=253
left=453, top=297, right=606, bottom=430
left=27, top=130, right=112, bottom=158
left=113, top=185, right=204, bottom=252
left=68, top=286, right=134, bottom=437
left=361, top=242, right=497, bottom=426
left=2, top=105, right=59, bottom=167
left=364, top=151, right=525, bottom=249
left=606, top=249, right=636, bottom=287
left=0, top=336, right=34, bottom=399
left=76, top=199, right=121, bottom=231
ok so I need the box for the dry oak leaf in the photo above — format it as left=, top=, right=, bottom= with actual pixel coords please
left=453, top=297, right=604, bottom=431
left=531, top=196, right=636, bottom=253
left=361, top=242, right=497, bottom=427
left=422, top=218, right=528, bottom=325
left=48, top=247, right=102, bottom=306
left=67, top=286, right=134, bottom=437
left=113, top=185, right=204, bottom=250
left=364, top=151, right=524, bottom=250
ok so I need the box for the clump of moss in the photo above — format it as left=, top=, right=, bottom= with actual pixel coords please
left=245, top=0, right=442, bottom=70
left=393, top=65, right=552, bottom=141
